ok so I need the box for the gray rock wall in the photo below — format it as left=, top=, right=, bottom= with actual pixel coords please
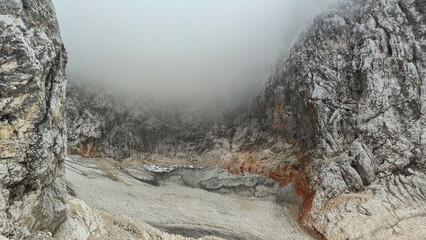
left=236, top=0, right=426, bottom=238
left=0, top=0, right=67, bottom=238
left=66, top=81, right=235, bottom=161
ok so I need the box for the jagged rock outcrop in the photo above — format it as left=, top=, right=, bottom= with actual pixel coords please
left=235, top=0, right=426, bottom=238
left=66, top=81, right=236, bottom=161
left=0, top=0, right=67, bottom=238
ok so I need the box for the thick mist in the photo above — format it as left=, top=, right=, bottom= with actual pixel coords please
left=54, top=0, right=335, bottom=104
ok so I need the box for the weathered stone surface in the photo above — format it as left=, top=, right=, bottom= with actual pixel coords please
left=0, top=0, right=67, bottom=238
left=235, top=0, right=426, bottom=238
left=66, top=80, right=235, bottom=161
left=55, top=196, right=224, bottom=240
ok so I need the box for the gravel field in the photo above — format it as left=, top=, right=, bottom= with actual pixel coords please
left=65, top=156, right=313, bottom=240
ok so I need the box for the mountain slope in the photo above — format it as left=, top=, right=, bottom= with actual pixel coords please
left=236, top=0, right=425, bottom=238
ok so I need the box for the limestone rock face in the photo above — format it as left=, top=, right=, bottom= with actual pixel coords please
left=236, top=0, right=426, bottom=238
left=0, top=0, right=67, bottom=238
left=66, top=81, right=234, bottom=161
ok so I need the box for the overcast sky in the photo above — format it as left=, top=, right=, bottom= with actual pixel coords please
left=53, top=0, right=334, bottom=102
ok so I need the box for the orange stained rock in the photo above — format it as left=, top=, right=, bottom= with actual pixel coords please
left=226, top=153, right=324, bottom=240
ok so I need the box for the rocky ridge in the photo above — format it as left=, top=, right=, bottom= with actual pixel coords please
left=66, top=80, right=236, bottom=161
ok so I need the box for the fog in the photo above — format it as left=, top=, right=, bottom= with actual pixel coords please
left=53, top=0, right=335, bottom=103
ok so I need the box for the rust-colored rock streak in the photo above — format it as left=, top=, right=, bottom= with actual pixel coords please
left=227, top=155, right=324, bottom=240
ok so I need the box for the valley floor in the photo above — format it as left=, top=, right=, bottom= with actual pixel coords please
left=64, top=156, right=313, bottom=240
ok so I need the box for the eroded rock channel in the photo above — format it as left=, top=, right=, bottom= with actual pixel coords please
left=65, top=156, right=313, bottom=240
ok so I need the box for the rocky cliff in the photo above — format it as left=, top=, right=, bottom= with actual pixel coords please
left=65, top=0, right=426, bottom=239
left=0, top=0, right=67, bottom=238
left=235, top=0, right=426, bottom=238
left=66, top=80, right=237, bottom=161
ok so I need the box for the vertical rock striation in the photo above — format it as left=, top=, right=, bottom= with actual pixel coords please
left=66, top=81, right=235, bottom=161
left=235, top=0, right=426, bottom=238
left=0, top=0, right=67, bottom=238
